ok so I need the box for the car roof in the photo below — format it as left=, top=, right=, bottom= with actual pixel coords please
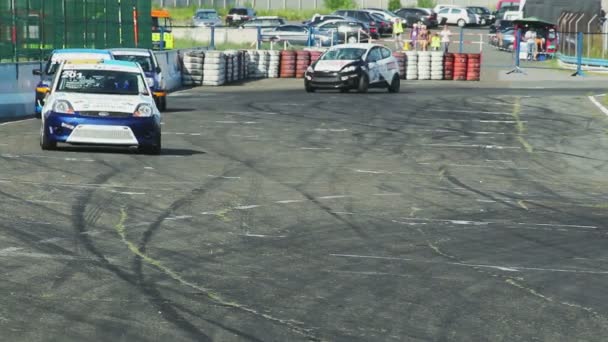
left=53, top=48, right=111, bottom=55
left=332, top=43, right=383, bottom=50
left=108, top=48, right=152, bottom=57
left=62, top=59, right=141, bottom=72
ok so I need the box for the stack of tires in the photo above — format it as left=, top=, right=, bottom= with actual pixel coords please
left=309, top=50, right=323, bottom=64
left=417, top=51, right=431, bottom=80
left=181, top=50, right=204, bottom=86
left=280, top=50, right=296, bottom=78
left=225, top=52, right=234, bottom=83
left=453, top=53, right=468, bottom=81
left=203, top=51, right=225, bottom=86
left=255, top=50, right=269, bottom=78
left=405, top=51, right=418, bottom=80
left=246, top=50, right=259, bottom=78
left=240, top=51, right=248, bottom=80
left=467, top=53, right=481, bottom=81
left=392, top=52, right=407, bottom=79
left=295, top=50, right=311, bottom=79
left=430, top=51, right=444, bottom=80
left=268, top=50, right=280, bottom=78
left=444, top=53, right=455, bottom=80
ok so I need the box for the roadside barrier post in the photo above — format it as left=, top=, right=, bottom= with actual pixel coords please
left=256, top=26, right=262, bottom=50
left=506, top=28, right=525, bottom=74
left=459, top=27, right=464, bottom=53
left=160, top=26, right=165, bottom=50
left=307, top=29, right=313, bottom=47
left=210, top=25, right=216, bottom=50
left=571, top=32, right=585, bottom=77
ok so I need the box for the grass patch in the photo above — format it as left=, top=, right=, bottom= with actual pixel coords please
left=603, top=93, right=608, bottom=106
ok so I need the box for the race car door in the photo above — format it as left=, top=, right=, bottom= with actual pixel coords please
left=365, top=47, right=383, bottom=84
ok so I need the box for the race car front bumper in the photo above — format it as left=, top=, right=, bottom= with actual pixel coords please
left=305, top=71, right=360, bottom=89
left=44, top=112, right=161, bottom=147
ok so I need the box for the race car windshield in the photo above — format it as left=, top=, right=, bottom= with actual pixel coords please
left=56, top=69, right=148, bottom=96
left=112, top=55, right=154, bottom=72
left=321, top=48, right=366, bottom=61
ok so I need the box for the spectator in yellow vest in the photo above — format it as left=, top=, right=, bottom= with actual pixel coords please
left=393, top=18, right=404, bottom=51
left=430, top=33, right=441, bottom=51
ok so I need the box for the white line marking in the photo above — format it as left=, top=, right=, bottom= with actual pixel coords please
left=314, top=128, right=349, bottom=132
left=393, top=217, right=598, bottom=230
left=0, top=118, right=35, bottom=126
left=240, top=233, right=287, bottom=238
left=418, top=144, right=520, bottom=149
left=234, top=205, right=261, bottom=210
left=207, top=174, right=241, bottom=179
left=318, top=195, right=350, bottom=200
left=144, top=166, right=155, bottom=170
left=355, top=169, right=390, bottom=174
left=165, top=215, right=193, bottom=221
left=275, top=199, right=306, bottom=204
left=109, top=190, right=146, bottom=195
left=330, top=254, right=608, bottom=275
left=588, top=95, right=608, bottom=117
left=430, top=109, right=513, bottom=115
left=300, top=147, right=331, bottom=150
left=372, top=193, right=402, bottom=196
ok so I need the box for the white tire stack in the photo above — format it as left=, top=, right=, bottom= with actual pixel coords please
left=182, top=50, right=204, bottom=86
left=256, top=50, right=269, bottom=78
left=431, top=51, right=444, bottom=80
left=268, top=50, right=280, bottom=78
left=405, top=51, right=418, bottom=80
left=203, top=51, right=225, bottom=86
left=247, top=50, right=259, bottom=78
left=417, top=51, right=431, bottom=80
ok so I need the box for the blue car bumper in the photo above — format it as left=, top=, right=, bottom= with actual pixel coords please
left=44, top=112, right=161, bottom=147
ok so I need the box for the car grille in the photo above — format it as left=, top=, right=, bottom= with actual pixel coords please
left=66, top=125, right=138, bottom=145
left=71, top=127, right=133, bottom=140
left=79, top=111, right=132, bottom=118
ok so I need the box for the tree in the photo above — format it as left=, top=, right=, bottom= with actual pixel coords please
left=389, top=0, right=401, bottom=11
left=324, top=0, right=356, bottom=11
left=417, top=0, right=436, bottom=8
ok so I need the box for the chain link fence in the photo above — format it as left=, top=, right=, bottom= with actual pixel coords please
left=0, top=0, right=152, bottom=63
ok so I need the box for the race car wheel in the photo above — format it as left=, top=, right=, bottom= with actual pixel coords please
left=40, top=125, right=56, bottom=150
left=158, top=96, right=167, bottom=112
left=140, top=135, right=162, bottom=155
left=388, top=75, right=400, bottom=93
left=305, top=82, right=315, bottom=93
left=357, top=74, right=369, bottom=93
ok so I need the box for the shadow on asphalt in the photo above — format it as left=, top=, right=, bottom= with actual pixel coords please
left=56, top=145, right=205, bottom=156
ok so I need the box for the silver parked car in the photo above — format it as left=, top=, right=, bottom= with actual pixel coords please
left=192, top=9, right=222, bottom=27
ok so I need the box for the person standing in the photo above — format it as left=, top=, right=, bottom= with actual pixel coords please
left=524, top=27, right=536, bottom=60
left=411, top=24, right=419, bottom=50
left=440, top=25, right=451, bottom=53
left=419, top=25, right=429, bottom=51
left=393, top=18, right=404, bottom=51
left=430, top=32, right=441, bottom=51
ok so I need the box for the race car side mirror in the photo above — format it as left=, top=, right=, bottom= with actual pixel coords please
left=156, top=66, right=162, bottom=73
left=32, top=69, right=42, bottom=76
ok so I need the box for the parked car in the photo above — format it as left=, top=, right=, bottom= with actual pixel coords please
left=225, top=7, right=256, bottom=26
left=241, top=16, right=285, bottom=29
left=489, top=19, right=513, bottom=34
left=109, top=48, right=167, bottom=111
left=315, top=20, right=370, bottom=44
left=192, top=9, right=222, bottom=27
left=304, top=43, right=401, bottom=93
left=467, top=6, right=494, bottom=25
left=370, top=13, right=393, bottom=35
left=436, top=7, right=478, bottom=27
left=394, top=8, right=438, bottom=28
left=303, top=14, right=345, bottom=26
left=494, top=5, right=519, bottom=21
left=490, top=28, right=516, bottom=51
left=433, top=4, right=459, bottom=13
left=262, top=25, right=334, bottom=46
left=333, top=10, right=380, bottom=39
left=362, top=8, right=402, bottom=22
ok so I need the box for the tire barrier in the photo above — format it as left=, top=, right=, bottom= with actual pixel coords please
left=182, top=50, right=204, bottom=86
left=280, top=50, right=296, bottom=78
left=268, top=50, right=280, bottom=78
left=308, top=50, right=323, bottom=64
left=246, top=50, right=259, bottom=79
left=453, top=53, right=468, bottom=81
left=417, top=51, right=431, bottom=80
left=405, top=51, right=418, bottom=80
left=295, top=50, right=311, bottom=79
left=444, top=53, right=454, bottom=80
left=225, top=51, right=234, bottom=83
left=203, top=51, right=225, bottom=86
left=466, top=53, right=481, bottom=81
left=256, top=50, right=269, bottom=78
left=430, top=51, right=444, bottom=80
left=392, top=52, right=407, bottom=80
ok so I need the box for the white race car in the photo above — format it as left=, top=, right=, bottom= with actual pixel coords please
left=40, top=59, right=162, bottom=154
left=304, top=43, right=400, bottom=93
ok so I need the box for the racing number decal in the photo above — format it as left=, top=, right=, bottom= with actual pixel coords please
left=61, top=70, right=84, bottom=80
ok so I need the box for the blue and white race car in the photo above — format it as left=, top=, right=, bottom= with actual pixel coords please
left=33, top=49, right=113, bottom=117
left=40, top=59, right=162, bottom=154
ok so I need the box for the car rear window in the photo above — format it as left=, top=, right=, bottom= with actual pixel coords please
left=229, top=8, right=248, bottom=15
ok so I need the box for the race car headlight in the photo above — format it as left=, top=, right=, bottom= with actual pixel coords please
left=306, top=66, right=314, bottom=73
left=53, top=100, right=74, bottom=114
left=134, top=103, right=154, bottom=117
left=341, top=66, right=357, bottom=73
left=146, top=77, right=155, bottom=87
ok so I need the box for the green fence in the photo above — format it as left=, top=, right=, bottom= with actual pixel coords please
left=0, top=0, right=152, bottom=62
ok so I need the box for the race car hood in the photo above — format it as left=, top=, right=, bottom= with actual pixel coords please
left=314, top=60, right=355, bottom=72
left=54, top=93, right=150, bottom=113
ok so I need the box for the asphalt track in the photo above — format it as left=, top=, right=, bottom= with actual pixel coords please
left=1, top=79, right=608, bottom=342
